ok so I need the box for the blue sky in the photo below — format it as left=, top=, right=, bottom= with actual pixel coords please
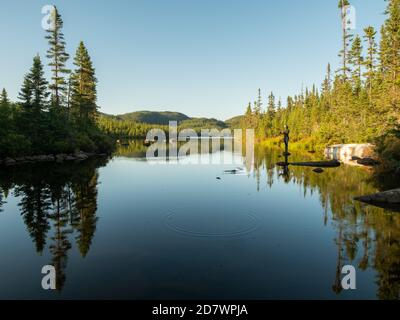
left=0, top=0, right=387, bottom=120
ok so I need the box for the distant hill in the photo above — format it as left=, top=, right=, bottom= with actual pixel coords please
left=180, top=118, right=227, bottom=130
left=225, top=115, right=243, bottom=128
left=108, top=111, right=190, bottom=125
left=101, top=110, right=232, bottom=130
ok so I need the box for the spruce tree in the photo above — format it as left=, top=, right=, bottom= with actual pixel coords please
left=30, top=55, right=49, bottom=112
left=19, top=75, right=32, bottom=108
left=19, top=55, right=49, bottom=112
left=0, top=88, right=10, bottom=107
left=338, top=0, right=352, bottom=79
left=363, top=26, right=377, bottom=99
left=70, top=41, right=97, bottom=128
left=348, top=35, right=363, bottom=91
left=45, top=6, right=70, bottom=108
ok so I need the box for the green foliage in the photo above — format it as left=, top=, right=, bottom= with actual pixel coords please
left=111, top=111, right=190, bottom=125
left=241, top=0, right=400, bottom=175
left=98, top=112, right=229, bottom=138
left=0, top=8, right=113, bottom=159
left=70, top=41, right=97, bottom=128
left=225, top=115, right=243, bottom=128
left=46, top=6, right=70, bottom=107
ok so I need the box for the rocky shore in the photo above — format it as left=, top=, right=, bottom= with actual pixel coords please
left=0, top=151, right=109, bottom=166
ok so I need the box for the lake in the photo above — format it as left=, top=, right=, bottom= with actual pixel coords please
left=0, top=141, right=399, bottom=299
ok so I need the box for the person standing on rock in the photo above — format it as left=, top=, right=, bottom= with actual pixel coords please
left=282, top=125, right=290, bottom=156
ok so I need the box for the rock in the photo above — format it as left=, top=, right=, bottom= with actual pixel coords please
left=74, top=152, right=89, bottom=161
left=354, top=189, right=400, bottom=205
left=325, top=143, right=375, bottom=161
left=291, top=160, right=341, bottom=168
left=65, top=155, right=77, bottom=161
left=55, top=154, right=67, bottom=162
left=14, top=157, right=28, bottom=163
left=4, top=158, right=16, bottom=166
left=313, top=168, right=324, bottom=173
left=356, top=157, right=380, bottom=166
left=34, top=155, right=54, bottom=162
left=276, top=162, right=289, bottom=166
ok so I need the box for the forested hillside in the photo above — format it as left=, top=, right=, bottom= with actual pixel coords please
left=241, top=0, right=400, bottom=154
left=98, top=112, right=228, bottom=138
left=107, top=111, right=190, bottom=125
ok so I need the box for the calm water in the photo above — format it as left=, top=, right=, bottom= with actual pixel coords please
left=0, top=141, right=399, bottom=300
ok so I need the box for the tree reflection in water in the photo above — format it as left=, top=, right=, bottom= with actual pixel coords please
left=0, top=142, right=399, bottom=299
left=252, top=145, right=400, bottom=300
left=0, top=157, right=107, bottom=291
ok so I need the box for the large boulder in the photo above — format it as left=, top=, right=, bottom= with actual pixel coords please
left=355, top=192, right=400, bottom=212
left=357, top=157, right=380, bottom=166
left=65, top=155, right=77, bottom=161
left=355, top=189, right=400, bottom=204
left=55, top=154, right=68, bottom=162
left=4, top=158, right=16, bottom=166
left=74, top=151, right=89, bottom=161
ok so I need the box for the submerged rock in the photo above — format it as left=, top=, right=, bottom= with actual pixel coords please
left=4, top=158, right=16, bottom=166
left=356, top=157, right=380, bottom=166
left=355, top=189, right=400, bottom=204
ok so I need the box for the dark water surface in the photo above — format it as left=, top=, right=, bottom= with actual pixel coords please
left=0, top=141, right=399, bottom=299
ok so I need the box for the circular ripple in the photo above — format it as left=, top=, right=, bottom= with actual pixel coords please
left=164, top=211, right=260, bottom=238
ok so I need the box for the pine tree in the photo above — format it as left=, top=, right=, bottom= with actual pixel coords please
left=19, top=55, right=49, bottom=112
left=0, top=88, right=11, bottom=133
left=45, top=6, right=70, bottom=108
left=30, top=55, right=49, bottom=111
left=19, top=75, right=32, bottom=108
left=70, top=41, right=97, bottom=128
left=322, top=63, right=332, bottom=94
left=0, top=88, right=10, bottom=107
left=253, top=88, right=262, bottom=115
left=348, top=35, right=363, bottom=91
left=338, top=0, right=352, bottom=79
left=380, top=0, right=400, bottom=109
left=363, top=26, right=378, bottom=99
left=267, top=92, right=275, bottom=117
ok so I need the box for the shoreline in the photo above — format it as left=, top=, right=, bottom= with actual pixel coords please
left=0, top=151, right=110, bottom=166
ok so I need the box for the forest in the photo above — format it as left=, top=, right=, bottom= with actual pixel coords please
left=0, top=7, right=113, bottom=159
left=240, top=0, right=400, bottom=175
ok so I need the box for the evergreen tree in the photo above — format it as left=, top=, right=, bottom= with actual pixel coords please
left=348, top=35, right=363, bottom=91
left=45, top=6, right=70, bottom=108
left=19, top=55, right=48, bottom=112
left=0, top=88, right=10, bottom=107
left=30, top=55, right=49, bottom=112
left=70, top=41, right=97, bottom=128
left=0, top=88, right=12, bottom=143
left=380, top=0, right=400, bottom=110
left=338, top=0, right=352, bottom=79
left=363, top=26, right=378, bottom=99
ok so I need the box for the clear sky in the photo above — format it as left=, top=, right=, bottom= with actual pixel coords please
left=0, top=0, right=387, bottom=120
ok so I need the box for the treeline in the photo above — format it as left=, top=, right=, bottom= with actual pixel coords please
left=0, top=7, right=112, bottom=158
left=241, top=0, right=400, bottom=156
left=98, top=115, right=168, bottom=139
left=98, top=114, right=228, bottom=138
